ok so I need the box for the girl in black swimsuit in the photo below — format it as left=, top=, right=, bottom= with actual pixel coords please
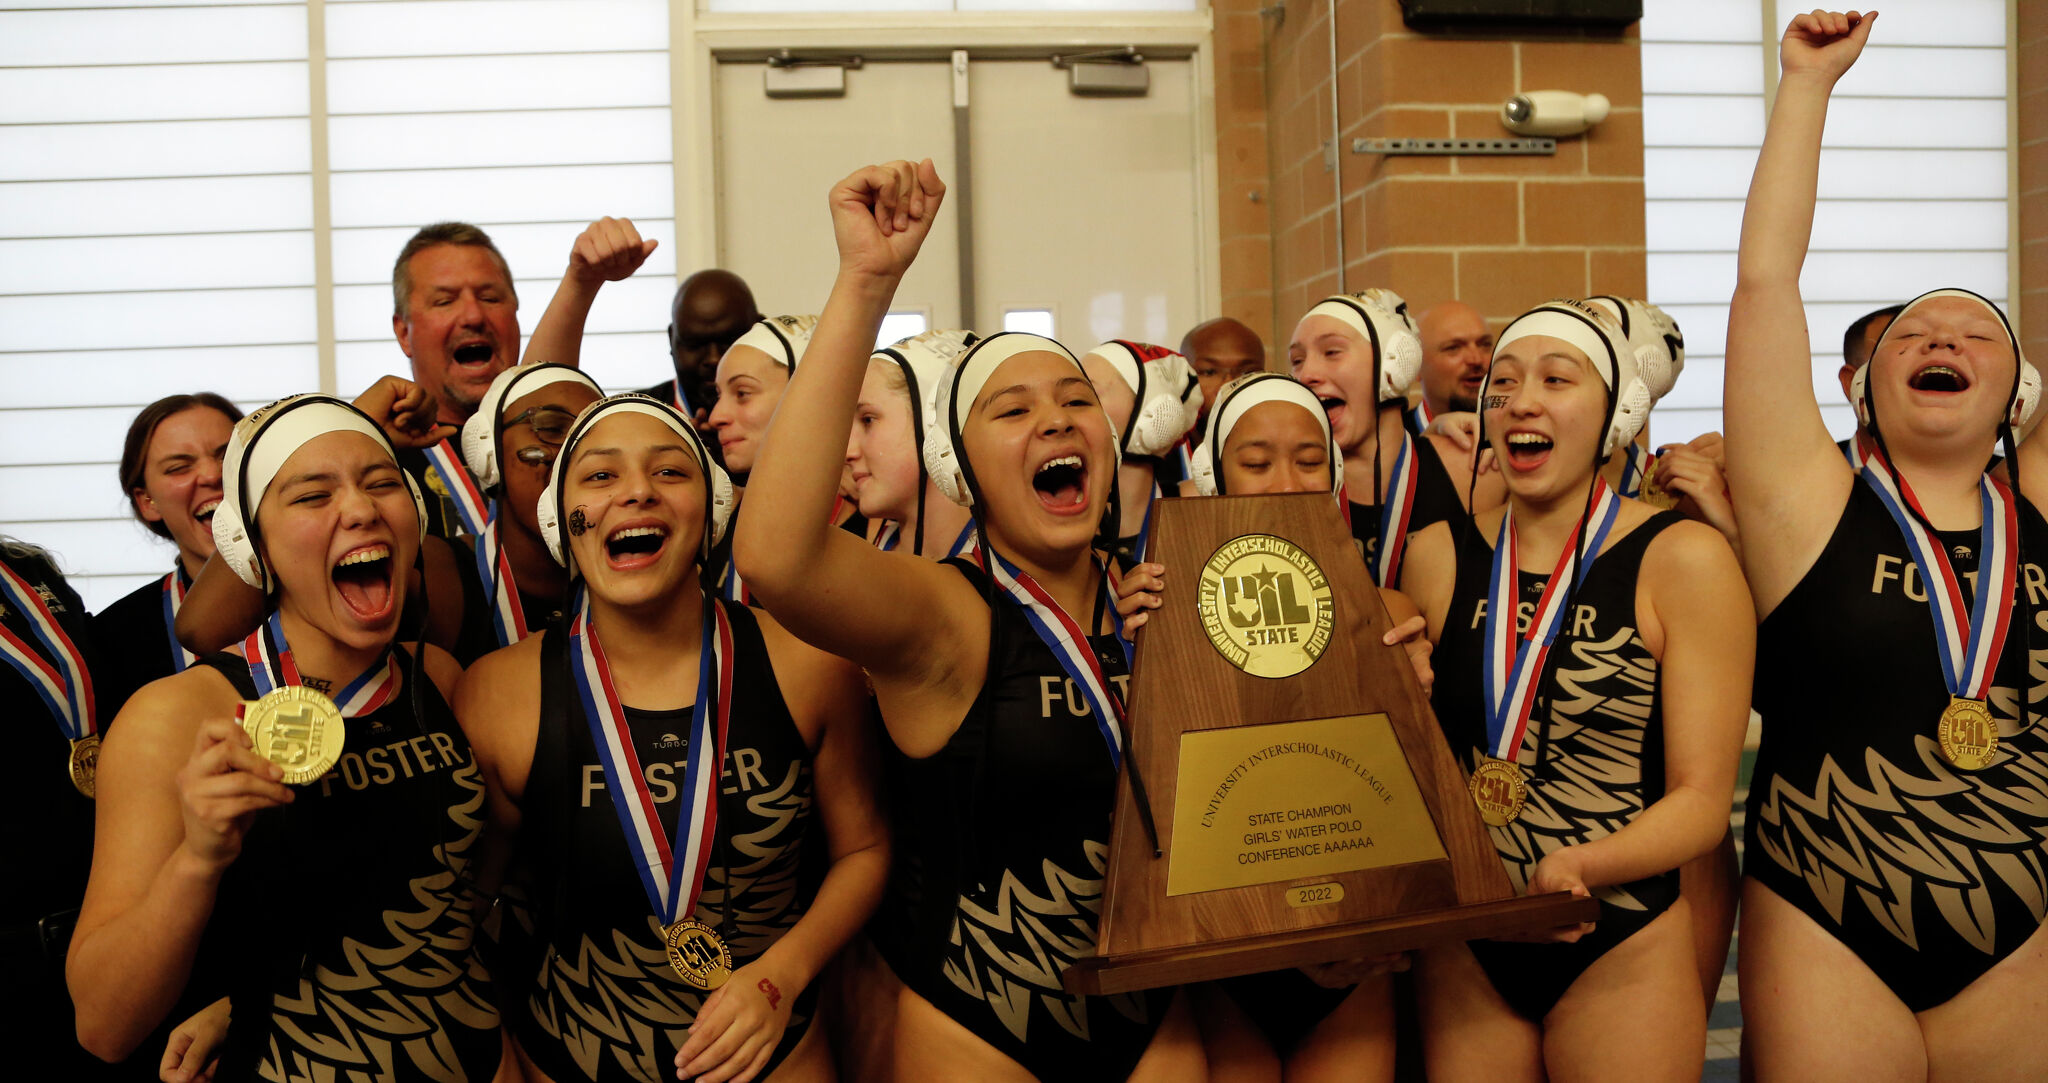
left=736, top=160, right=1205, bottom=1081
left=1729, top=12, right=2048, bottom=1078
left=459, top=394, right=885, bottom=1083
left=1401, top=300, right=1751, bottom=1080
left=70, top=394, right=504, bottom=1082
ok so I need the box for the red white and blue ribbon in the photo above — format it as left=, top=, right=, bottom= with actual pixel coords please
left=716, top=556, right=749, bottom=605
left=1124, top=481, right=1163, bottom=565
left=475, top=506, right=529, bottom=649
left=1481, top=479, right=1623, bottom=762
left=1371, top=431, right=1420, bottom=589
left=983, top=548, right=1130, bottom=768
left=1407, top=399, right=1434, bottom=436
left=1843, top=431, right=1874, bottom=471
left=161, top=565, right=198, bottom=674
left=570, top=591, right=734, bottom=930
left=0, top=562, right=96, bottom=742
left=243, top=610, right=398, bottom=717
left=873, top=520, right=902, bottom=553
left=424, top=438, right=490, bottom=537
left=1862, top=452, right=2018, bottom=702
left=1617, top=443, right=1651, bottom=500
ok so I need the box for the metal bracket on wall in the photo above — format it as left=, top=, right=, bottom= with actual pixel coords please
left=1351, top=137, right=1557, bottom=156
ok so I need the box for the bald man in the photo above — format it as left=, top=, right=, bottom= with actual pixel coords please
left=1415, top=301, right=1493, bottom=420
left=1179, top=317, right=1267, bottom=438
left=640, top=269, right=761, bottom=422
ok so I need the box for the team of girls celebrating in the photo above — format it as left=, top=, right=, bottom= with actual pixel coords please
left=18, top=9, right=2040, bottom=1081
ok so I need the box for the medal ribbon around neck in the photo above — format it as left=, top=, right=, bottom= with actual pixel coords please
left=476, top=506, right=529, bottom=648
left=1372, top=430, right=1421, bottom=589
left=242, top=610, right=398, bottom=716
left=1408, top=399, right=1433, bottom=435
left=1617, top=443, right=1651, bottom=500
left=983, top=548, right=1132, bottom=768
left=161, top=565, right=198, bottom=673
left=1481, top=479, right=1623, bottom=763
left=424, top=438, right=491, bottom=536
left=0, top=562, right=96, bottom=743
left=1844, top=431, right=1875, bottom=471
left=1862, top=452, right=2019, bottom=703
left=1126, top=481, right=1163, bottom=565
left=873, top=520, right=901, bottom=553
left=570, top=592, right=735, bottom=933
left=1171, top=437, right=1196, bottom=484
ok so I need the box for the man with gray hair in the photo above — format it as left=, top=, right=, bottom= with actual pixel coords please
left=391, top=222, right=524, bottom=429
left=387, top=218, right=654, bottom=536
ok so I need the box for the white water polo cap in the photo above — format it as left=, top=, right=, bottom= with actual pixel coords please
left=728, top=314, right=820, bottom=370
left=460, top=362, right=604, bottom=491
left=922, top=332, right=1107, bottom=508
left=1300, top=288, right=1424, bottom=404
left=1080, top=340, right=1205, bottom=457
left=1585, top=295, right=1686, bottom=404
left=1190, top=371, right=1343, bottom=496
left=213, top=394, right=426, bottom=590
left=536, top=394, right=735, bottom=572
left=1850, top=287, right=2040, bottom=432
left=1492, top=298, right=1648, bottom=459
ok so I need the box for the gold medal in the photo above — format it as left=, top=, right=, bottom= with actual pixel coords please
left=1938, top=696, right=1998, bottom=771
left=664, top=918, right=732, bottom=990
left=1469, top=758, right=1527, bottom=826
left=68, top=735, right=99, bottom=799
left=240, top=686, right=346, bottom=785
left=1638, top=460, right=1678, bottom=509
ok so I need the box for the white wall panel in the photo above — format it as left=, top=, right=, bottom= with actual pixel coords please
left=0, top=232, right=316, bottom=295
left=328, top=163, right=674, bottom=227
left=324, top=1, right=666, bottom=57
left=0, top=63, right=309, bottom=124
left=0, top=175, right=313, bottom=238
left=0, top=118, right=312, bottom=182
left=0, top=346, right=316, bottom=408
left=1641, top=0, right=2009, bottom=446
left=326, top=108, right=672, bottom=172
left=327, top=53, right=669, bottom=113
left=0, top=7, right=306, bottom=66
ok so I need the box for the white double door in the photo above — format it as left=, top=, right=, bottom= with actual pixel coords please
left=716, top=53, right=1204, bottom=351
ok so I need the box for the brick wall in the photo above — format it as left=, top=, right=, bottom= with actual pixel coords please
left=1210, top=0, right=1647, bottom=350
left=2022, top=5, right=2047, bottom=364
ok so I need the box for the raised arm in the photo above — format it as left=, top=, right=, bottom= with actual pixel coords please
left=525, top=217, right=658, bottom=367
left=735, top=162, right=983, bottom=696
left=1724, top=10, right=1875, bottom=612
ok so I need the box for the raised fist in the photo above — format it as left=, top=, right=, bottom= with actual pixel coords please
left=830, top=159, right=946, bottom=283
left=568, top=216, right=658, bottom=286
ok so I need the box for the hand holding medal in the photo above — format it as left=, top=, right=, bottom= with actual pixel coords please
left=673, top=960, right=798, bottom=1083
left=175, top=716, right=295, bottom=871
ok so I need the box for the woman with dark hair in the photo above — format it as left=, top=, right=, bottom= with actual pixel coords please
left=460, top=393, right=885, bottom=1083
left=1400, top=299, right=1750, bottom=1079
left=1730, top=12, right=2048, bottom=1076
left=90, top=393, right=242, bottom=719
left=737, top=159, right=1205, bottom=1081
left=68, top=394, right=503, bottom=1081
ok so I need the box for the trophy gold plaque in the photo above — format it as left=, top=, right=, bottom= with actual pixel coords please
left=1064, top=494, right=1599, bottom=994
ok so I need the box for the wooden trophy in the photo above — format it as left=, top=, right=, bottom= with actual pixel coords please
left=1064, top=493, right=1598, bottom=994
